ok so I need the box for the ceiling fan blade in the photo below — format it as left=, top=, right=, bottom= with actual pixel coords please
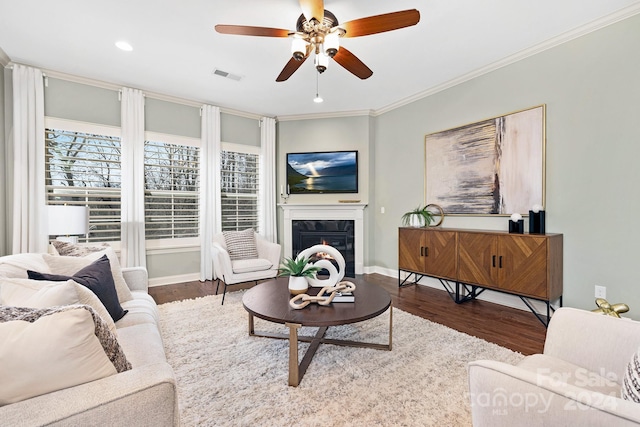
left=276, top=56, right=309, bottom=82
left=299, top=0, right=324, bottom=22
left=333, top=47, right=373, bottom=80
left=341, top=9, right=420, bottom=38
left=215, top=24, right=290, bottom=38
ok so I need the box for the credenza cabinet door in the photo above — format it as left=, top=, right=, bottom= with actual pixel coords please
left=398, top=228, right=457, bottom=280
left=458, top=232, right=498, bottom=286
left=498, top=235, right=548, bottom=298
left=423, top=229, right=457, bottom=280
left=398, top=228, right=424, bottom=273
left=458, top=232, right=551, bottom=299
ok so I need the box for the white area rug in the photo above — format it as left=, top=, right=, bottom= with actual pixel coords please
left=158, top=290, right=523, bottom=426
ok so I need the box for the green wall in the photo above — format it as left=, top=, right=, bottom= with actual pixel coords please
left=146, top=98, right=200, bottom=138
left=221, top=113, right=260, bottom=145
left=372, top=13, right=640, bottom=317
left=45, top=78, right=120, bottom=126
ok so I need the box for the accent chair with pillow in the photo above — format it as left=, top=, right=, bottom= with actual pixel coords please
left=212, top=228, right=281, bottom=304
left=0, top=246, right=179, bottom=426
left=468, top=307, right=640, bottom=426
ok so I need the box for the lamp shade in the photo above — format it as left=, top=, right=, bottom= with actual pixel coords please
left=47, top=205, right=88, bottom=236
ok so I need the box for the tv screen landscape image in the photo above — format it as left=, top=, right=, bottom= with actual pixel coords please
left=286, top=151, right=358, bottom=194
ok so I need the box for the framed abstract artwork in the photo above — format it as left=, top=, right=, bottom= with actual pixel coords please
left=424, top=105, right=545, bottom=215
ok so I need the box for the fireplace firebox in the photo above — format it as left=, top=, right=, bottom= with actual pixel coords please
left=292, top=220, right=355, bottom=277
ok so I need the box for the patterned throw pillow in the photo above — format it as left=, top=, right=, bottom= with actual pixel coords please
left=51, top=241, right=111, bottom=257
left=622, top=349, right=640, bottom=402
left=223, top=228, right=259, bottom=261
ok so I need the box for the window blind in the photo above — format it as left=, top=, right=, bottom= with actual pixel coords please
left=45, top=128, right=122, bottom=242
left=144, top=140, right=200, bottom=240
left=220, top=150, right=259, bottom=232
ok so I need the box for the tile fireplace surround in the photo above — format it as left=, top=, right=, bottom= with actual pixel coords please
left=280, top=203, right=367, bottom=275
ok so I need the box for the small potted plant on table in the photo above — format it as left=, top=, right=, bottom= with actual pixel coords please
left=278, top=256, right=322, bottom=295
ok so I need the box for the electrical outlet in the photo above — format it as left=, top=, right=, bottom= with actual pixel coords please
left=595, top=285, right=607, bottom=299
left=380, top=207, right=385, bottom=214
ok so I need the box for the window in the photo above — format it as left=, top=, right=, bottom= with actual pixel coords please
left=45, top=124, right=122, bottom=242
left=220, top=147, right=260, bottom=232
left=144, top=138, right=200, bottom=240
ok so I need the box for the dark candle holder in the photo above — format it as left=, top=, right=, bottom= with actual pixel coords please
left=509, top=219, right=524, bottom=234
left=529, top=210, right=546, bottom=234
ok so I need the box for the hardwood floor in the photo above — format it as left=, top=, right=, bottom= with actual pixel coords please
left=149, top=273, right=547, bottom=355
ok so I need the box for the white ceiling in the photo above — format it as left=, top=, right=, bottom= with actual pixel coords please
left=1, top=0, right=639, bottom=119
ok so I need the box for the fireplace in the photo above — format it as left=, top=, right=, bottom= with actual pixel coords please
left=280, top=203, right=367, bottom=275
left=292, top=220, right=355, bottom=277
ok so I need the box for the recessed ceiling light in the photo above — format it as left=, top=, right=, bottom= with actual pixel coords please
left=115, top=41, right=133, bottom=51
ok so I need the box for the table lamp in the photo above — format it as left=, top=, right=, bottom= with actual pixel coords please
left=47, top=205, right=88, bottom=244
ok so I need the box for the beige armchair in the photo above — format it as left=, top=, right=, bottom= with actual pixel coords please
left=211, top=231, right=281, bottom=304
left=468, top=307, right=640, bottom=426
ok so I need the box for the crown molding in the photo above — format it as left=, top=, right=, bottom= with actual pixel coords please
left=276, top=109, right=373, bottom=122
left=39, top=68, right=264, bottom=120
left=0, top=46, right=11, bottom=67
left=374, top=3, right=640, bottom=116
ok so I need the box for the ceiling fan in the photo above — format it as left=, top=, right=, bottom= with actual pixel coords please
left=215, top=0, right=420, bottom=82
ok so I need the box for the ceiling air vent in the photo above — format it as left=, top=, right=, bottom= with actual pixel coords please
left=212, top=68, right=242, bottom=81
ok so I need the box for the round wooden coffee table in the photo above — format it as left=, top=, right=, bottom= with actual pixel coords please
left=242, top=277, right=392, bottom=386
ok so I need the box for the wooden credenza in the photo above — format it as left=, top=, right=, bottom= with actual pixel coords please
left=398, top=227, right=563, bottom=325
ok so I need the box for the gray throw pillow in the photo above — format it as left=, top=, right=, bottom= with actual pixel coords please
left=223, top=228, right=259, bottom=260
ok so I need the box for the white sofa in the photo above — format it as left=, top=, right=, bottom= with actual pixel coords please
left=0, top=252, right=179, bottom=426
left=468, top=307, right=640, bottom=426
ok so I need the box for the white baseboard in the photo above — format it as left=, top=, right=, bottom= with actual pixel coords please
left=367, top=265, right=556, bottom=314
left=149, top=273, right=201, bottom=287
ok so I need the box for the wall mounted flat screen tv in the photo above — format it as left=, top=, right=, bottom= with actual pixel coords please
left=286, top=150, right=358, bottom=194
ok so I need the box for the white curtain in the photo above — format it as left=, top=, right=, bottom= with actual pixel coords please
left=199, top=105, right=221, bottom=281
left=11, top=64, right=47, bottom=254
left=120, top=87, right=146, bottom=268
left=259, top=117, right=277, bottom=243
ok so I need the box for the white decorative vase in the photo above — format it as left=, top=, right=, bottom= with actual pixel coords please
left=297, top=244, right=346, bottom=288
left=288, top=276, right=308, bottom=295
left=407, top=213, right=425, bottom=227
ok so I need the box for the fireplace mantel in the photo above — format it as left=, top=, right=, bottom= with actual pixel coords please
left=280, top=203, right=367, bottom=274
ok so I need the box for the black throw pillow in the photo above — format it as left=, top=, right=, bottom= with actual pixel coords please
left=28, top=255, right=128, bottom=322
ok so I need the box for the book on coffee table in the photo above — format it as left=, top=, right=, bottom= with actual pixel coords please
left=333, top=292, right=355, bottom=303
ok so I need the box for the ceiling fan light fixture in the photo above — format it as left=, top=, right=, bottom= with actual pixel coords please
left=314, top=52, right=328, bottom=73
left=291, top=37, right=307, bottom=61
left=313, top=72, right=323, bottom=103
left=324, top=31, right=340, bottom=57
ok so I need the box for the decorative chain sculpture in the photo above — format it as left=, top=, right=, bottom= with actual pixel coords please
left=592, top=298, right=630, bottom=318
left=289, top=281, right=356, bottom=310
